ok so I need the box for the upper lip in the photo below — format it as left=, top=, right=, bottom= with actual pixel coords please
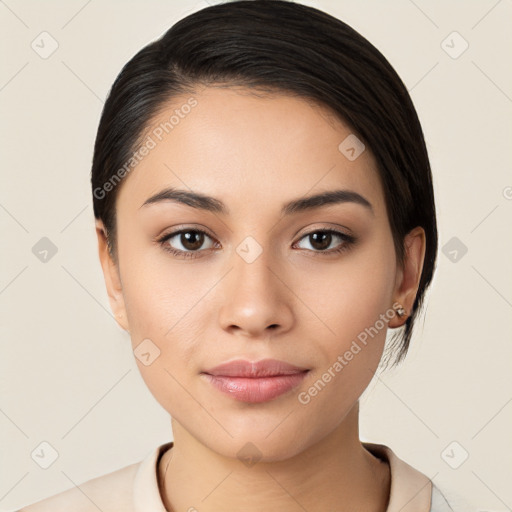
left=203, top=359, right=309, bottom=378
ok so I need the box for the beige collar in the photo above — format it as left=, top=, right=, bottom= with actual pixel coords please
left=363, top=442, right=432, bottom=511
left=133, top=441, right=432, bottom=512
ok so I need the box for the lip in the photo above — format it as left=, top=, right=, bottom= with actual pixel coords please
left=203, top=358, right=309, bottom=377
left=201, top=359, right=310, bottom=403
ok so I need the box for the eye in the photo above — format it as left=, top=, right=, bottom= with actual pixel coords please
left=158, top=228, right=217, bottom=258
left=157, top=227, right=356, bottom=259
left=294, top=229, right=356, bottom=255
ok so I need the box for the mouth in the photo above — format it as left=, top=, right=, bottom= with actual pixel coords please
left=201, top=359, right=310, bottom=403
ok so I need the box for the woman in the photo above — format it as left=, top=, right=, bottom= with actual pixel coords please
left=20, top=0, right=456, bottom=510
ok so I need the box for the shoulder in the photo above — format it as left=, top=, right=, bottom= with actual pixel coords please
left=362, top=441, right=464, bottom=512
left=18, top=461, right=140, bottom=512
left=431, top=483, right=455, bottom=511
left=431, top=482, right=474, bottom=512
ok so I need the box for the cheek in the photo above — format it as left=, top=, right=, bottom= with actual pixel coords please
left=122, top=266, right=207, bottom=373
left=119, top=241, right=206, bottom=339
left=300, top=237, right=397, bottom=348
left=298, top=260, right=395, bottom=430
left=121, top=264, right=204, bottom=416
left=117, top=249, right=213, bottom=408
left=298, top=235, right=396, bottom=404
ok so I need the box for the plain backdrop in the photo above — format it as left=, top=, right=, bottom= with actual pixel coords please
left=1, top=1, right=511, bottom=511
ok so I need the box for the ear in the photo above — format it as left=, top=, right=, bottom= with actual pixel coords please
left=95, top=219, right=130, bottom=333
left=388, top=226, right=426, bottom=328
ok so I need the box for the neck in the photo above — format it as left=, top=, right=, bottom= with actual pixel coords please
left=159, top=402, right=390, bottom=512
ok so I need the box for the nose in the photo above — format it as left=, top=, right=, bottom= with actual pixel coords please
left=218, top=242, right=294, bottom=338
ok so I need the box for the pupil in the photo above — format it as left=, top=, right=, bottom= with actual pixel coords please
left=182, top=231, right=203, bottom=250
left=311, top=232, right=331, bottom=251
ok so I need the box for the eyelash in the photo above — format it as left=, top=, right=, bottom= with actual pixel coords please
left=156, top=228, right=357, bottom=259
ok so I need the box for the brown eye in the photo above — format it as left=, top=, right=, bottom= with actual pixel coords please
left=295, top=229, right=356, bottom=255
left=159, top=229, right=217, bottom=258
left=308, top=232, right=333, bottom=251
left=179, top=231, right=205, bottom=251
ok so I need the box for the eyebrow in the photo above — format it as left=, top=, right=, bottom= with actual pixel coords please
left=140, top=187, right=373, bottom=216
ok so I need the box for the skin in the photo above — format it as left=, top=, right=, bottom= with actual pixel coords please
left=96, top=86, right=426, bottom=512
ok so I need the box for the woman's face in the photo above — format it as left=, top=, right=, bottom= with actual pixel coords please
left=98, top=86, right=423, bottom=460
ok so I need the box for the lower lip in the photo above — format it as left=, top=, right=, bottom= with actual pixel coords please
left=202, top=371, right=309, bottom=403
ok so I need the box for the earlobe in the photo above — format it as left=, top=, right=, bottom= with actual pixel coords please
left=388, top=227, right=426, bottom=328
left=95, top=220, right=129, bottom=332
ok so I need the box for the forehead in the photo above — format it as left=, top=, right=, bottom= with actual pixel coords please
left=116, top=86, right=385, bottom=216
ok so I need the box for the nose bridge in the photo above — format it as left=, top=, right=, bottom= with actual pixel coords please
left=232, top=233, right=277, bottom=302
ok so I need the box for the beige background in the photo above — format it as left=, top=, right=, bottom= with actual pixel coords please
left=1, top=0, right=511, bottom=510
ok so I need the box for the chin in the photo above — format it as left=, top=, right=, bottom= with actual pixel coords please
left=210, top=435, right=307, bottom=464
